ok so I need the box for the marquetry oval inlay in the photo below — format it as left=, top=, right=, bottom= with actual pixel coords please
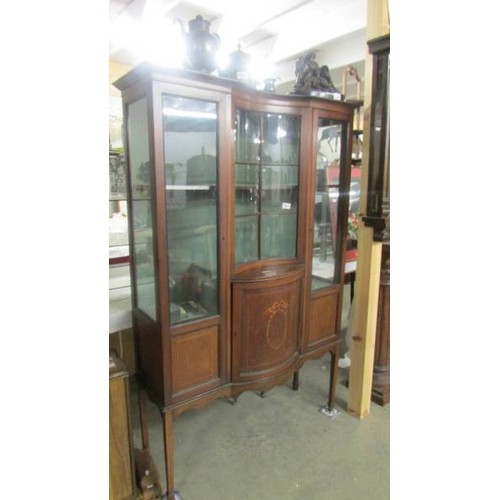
left=265, top=300, right=288, bottom=350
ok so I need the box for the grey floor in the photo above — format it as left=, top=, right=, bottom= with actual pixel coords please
left=129, top=286, right=390, bottom=500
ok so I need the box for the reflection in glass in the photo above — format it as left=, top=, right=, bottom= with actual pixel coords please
left=261, top=165, right=298, bottom=212
left=109, top=200, right=129, bottom=260
left=127, top=98, right=157, bottom=319
left=311, top=119, right=343, bottom=291
left=234, top=109, right=300, bottom=265
left=235, top=164, right=259, bottom=215
left=132, top=200, right=156, bottom=316
left=261, top=214, right=296, bottom=259
left=109, top=153, right=127, bottom=200
left=262, top=114, right=300, bottom=165
left=235, top=216, right=258, bottom=263
left=163, top=95, right=219, bottom=325
left=236, top=110, right=260, bottom=163
left=129, top=100, right=152, bottom=200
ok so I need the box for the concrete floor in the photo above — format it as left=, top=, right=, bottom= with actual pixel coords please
left=128, top=286, right=390, bottom=500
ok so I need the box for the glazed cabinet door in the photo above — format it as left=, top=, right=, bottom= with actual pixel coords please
left=234, top=108, right=301, bottom=264
left=162, top=94, right=220, bottom=325
left=306, top=113, right=350, bottom=348
left=160, top=89, right=230, bottom=402
left=231, top=100, right=305, bottom=383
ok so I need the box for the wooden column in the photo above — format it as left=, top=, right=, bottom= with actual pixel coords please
left=347, top=225, right=382, bottom=418
left=346, top=0, right=389, bottom=419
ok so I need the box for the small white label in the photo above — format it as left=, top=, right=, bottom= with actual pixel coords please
left=282, top=202, right=291, bottom=210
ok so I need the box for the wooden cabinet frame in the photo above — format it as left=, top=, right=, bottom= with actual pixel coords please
left=115, top=64, right=354, bottom=499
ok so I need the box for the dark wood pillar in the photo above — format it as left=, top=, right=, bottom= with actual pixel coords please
left=371, top=243, right=390, bottom=405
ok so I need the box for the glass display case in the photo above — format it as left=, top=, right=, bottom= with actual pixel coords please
left=114, top=64, right=354, bottom=499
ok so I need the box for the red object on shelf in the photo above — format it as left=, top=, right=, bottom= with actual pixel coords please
left=110, top=256, right=130, bottom=266
left=345, top=248, right=357, bottom=262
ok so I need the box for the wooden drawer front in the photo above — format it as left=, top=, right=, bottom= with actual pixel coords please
left=171, top=326, right=219, bottom=395
left=308, top=291, right=338, bottom=346
left=233, top=277, right=301, bottom=380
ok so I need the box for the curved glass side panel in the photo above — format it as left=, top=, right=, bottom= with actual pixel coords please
left=127, top=98, right=157, bottom=319
left=311, top=119, right=343, bottom=291
left=163, top=95, right=219, bottom=325
left=234, top=109, right=300, bottom=265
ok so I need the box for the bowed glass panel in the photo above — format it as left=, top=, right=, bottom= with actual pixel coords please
left=234, top=109, right=300, bottom=265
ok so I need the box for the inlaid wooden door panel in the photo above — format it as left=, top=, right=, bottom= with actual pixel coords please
left=232, top=271, right=302, bottom=381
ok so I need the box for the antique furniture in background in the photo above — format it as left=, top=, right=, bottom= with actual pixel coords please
left=342, top=66, right=363, bottom=264
left=372, top=243, right=390, bottom=404
left=363, top=34, right=390, bottom=404
left=109, top=150, right=130, bottom=265
left=109, top=351, right=136, bottom=500
left=114, top=64, right=354, bottom=499
left=363, top=34, right=390, bottom=242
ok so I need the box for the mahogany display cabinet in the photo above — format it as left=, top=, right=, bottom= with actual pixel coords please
left=114, top=63, right=354, bottom=499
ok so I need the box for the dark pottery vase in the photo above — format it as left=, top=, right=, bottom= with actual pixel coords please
left=225, top=45, right=252, bottom=81
left=179, top=15, right=220, bottom=73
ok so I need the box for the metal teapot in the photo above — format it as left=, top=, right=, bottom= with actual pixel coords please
left=175, top=15, right=220, bottom=73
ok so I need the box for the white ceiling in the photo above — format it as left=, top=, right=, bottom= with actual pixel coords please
left=109, top=0, right=367, bottom=86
